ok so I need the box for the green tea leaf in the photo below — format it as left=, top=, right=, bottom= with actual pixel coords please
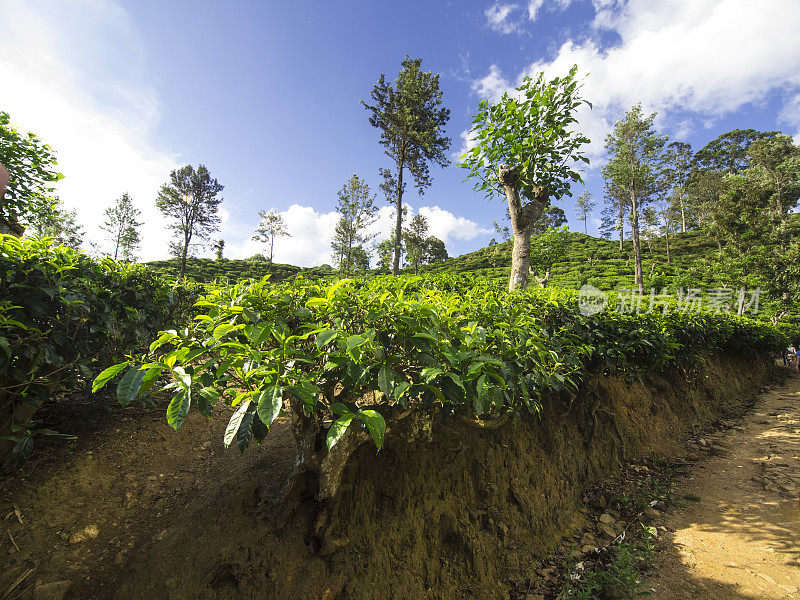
left=357, top=409, right=386, bottom=450
left=116, top=366, right=146, bottom=406
left=224, top=399, right=251, bottom=448
left=92, top=361, right=130, bottom=393
left=256, top=385, right=283, bottom=429
left=166, top=390, right=191, bottom=430
left=326, top=413, right=354, bottom=450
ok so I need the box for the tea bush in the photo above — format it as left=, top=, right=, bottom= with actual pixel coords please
left=0, top=235, right=197, bottom=460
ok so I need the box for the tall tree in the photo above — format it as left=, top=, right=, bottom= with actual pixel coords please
left=0, top=111, right=63, bottom=235
left=330, top=174, right=377, bottom=275
left=425, top=236, right=448, bottom=263
left=746, top=134, right=800, bottom=221
left=663, top=141, right=693, bottom=233
left=529, top=226, right=568, bottom=288
left=156, top=165, right=224, bottom=279
left=601, top=179, right=629, bottom=250
left=363, top=56, right=451, bottom=275
left=575, top=190, right=595, bottom=234
left=602, top=105, right=667, bottom=294
left=100, top=193, right=141, bottom=260
left=213, top=239, right=225, bottom=261
left=403, top=214, right=429, bottom=274
left=693, top=128, right=779, bottom=174
left=27, top=198, right=84, bottom=249
left=253, top=209, right=290, bottom=272
left=530, top=205, right=568, bottom=235
left=460, top=65, right=590, bottom=291
left=376, top=237, right=396, bottom=272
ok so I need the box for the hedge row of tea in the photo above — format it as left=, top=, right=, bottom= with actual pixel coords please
left=0, top=236, right=197, bottom=459
left=147, top=257, right=336, bottom=284
left=421, top=231, right=721, bottom=291
left=95, top=272, right=787, bottom=454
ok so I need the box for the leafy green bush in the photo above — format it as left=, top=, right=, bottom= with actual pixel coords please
left=94, top=272, right=785, bottom=499
left=0, top=235, right=197, bottom=460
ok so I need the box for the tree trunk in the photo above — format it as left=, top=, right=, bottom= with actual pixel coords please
left=532, top=267, right=550, bottom=288
left=584, top=218, right=588, bottom=235
left=179, top=233, right=190, bottom=279
left=269, top=235, right=274, bottom=273
left=392, top=160, right=405, bottom=276
left=114, top=227, right=121, bottom=261
left=618, top=215, right=624, bottom=252
left=665, top=228, right=671, bottom=264
left=630, top=190, right=644, bottom=294
left=500, top=165, right=546, bottom=292
left=680, top=193, right=687, bottom=233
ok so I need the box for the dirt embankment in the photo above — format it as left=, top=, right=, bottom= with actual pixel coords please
left=0, top=353, right=777, bottom=600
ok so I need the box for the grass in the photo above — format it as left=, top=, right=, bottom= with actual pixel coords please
left=558, top=531, right=656, bottom=600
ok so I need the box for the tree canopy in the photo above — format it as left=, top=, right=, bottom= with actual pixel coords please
left=460, top=65, right=590, bottom=290
left=363, top=56, right=451, bottom=275
left=0, top=111, right=63, bottom=234
left=156, top=164, right=224, bottom=279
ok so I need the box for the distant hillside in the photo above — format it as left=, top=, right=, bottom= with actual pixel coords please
left=147, top=257, right=335, bottom=283
left=419, top=230, right=721, bottom=291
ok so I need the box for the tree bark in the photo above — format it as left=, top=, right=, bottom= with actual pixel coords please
left=532, top=267, right=550, bottom=288
left=500, top=165, right=546, bottom=292
left=630, top=190, right=644, bottom=294
left=392, top=159, right=405, bottom=276
left=665, top=227, right=671, bottom=264
left=269, top=235, right=274, bottom=273
left=679, top=192, right=687, bottom=233
left=179, top=233, right=190, bottom=279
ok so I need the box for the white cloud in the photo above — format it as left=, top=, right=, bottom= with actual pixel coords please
left=418, top=206, right=493, bottom=241
left=471, top=0, right=800, bottom=161
left=527, top=0, right=544, bottom=20
left=485, top=3, right=522, bottom=34
left=0, top=0, right=178, bottom=260
left=472, top=64, right=513, bottom=104
left=223, top=203, right=490, bottom=268
left=528, top=0, right=577, bottom=22
left=779, top=93, right=800, bottom=142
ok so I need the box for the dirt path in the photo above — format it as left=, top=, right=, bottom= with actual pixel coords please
left=649, top=367, right=800, bottom=600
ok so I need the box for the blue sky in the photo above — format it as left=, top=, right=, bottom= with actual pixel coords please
left=1, top=0, right=799, bottom=264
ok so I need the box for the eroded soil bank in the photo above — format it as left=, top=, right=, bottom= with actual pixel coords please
left=0, top=353, right=778, bottom=599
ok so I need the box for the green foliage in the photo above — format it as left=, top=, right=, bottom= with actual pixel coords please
left=26, top=198, right=84, bottom=249
left=147, top=257, right=334, bottom=284
left=94, top=271, right=785, bottom=457
left=559, top=538, right=653, bottom=600
left=529, top=226, right=569, bottom=286
left=156, top=164, right=224, bottom=278
left=0, top=111, right=64, bottom=230
left=0, top=235, right=197, bottom=457
left=331, top=174, right=377, bottom=275
left=101, top=193, right=142, bottom=260
left=603, top=104, right=669, bottom=291
left=460, top=65, right=590, bottom=204
left=363, top=55, right=451, bottom=274
left=575, top=190, right=595, bottom=234
left=403, top=214, right=429, bottom=274
left=252, top=209, right=290, bottom=269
